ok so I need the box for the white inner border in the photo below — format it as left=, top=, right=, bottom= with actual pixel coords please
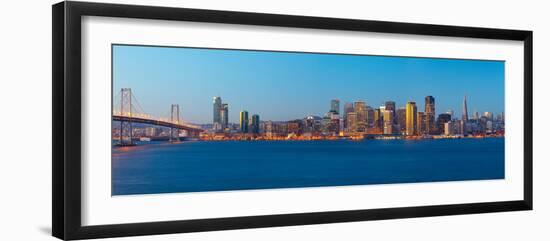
left=82, top=16, right=524, bottom=226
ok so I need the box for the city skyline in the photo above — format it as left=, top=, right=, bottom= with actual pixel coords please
left=113, top=44, right=504, bottom=124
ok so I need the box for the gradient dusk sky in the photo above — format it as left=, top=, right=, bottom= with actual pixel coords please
left=113, top=44, right=504, bottom=124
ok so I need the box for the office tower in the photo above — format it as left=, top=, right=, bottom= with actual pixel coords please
left=220, top=103, right=229, bottom=130
left=396, top=107, right=406, bottom=133
left=373, top=108, right=382, bottom=131
left=265, top=121, right=274, bottom=137
left=354, top=101, right=367, bottom=132
left=444, top=121, right=453, bottom=135
left=239, top=110, right=249, bottom=133
left=462, top=95, right=469, bottom=122
left=473, top=111, right=479, bottom=120
left=250, top=114, right=260, bottom=134
left=406, top=101, right=417, bottom=135
left=385, top=101, right=396, bottom=124
left=213, top=96, right=222, bottom=130
left=344, top=102, right=354, bottom=115
left=437, top=113, right=452, bottom=134
left=417, top=112, right=426, bottom=134
left=366, top=106, right=374, bottom=128
left=483, top=111, right=493, bottom=120
left=330, top=99, right=340, bottom=114
left=346, top=112, right=357, bottom=133
left=446, top=110, right=454, bottom=119
left=424, top=96, right=435, bottom=134
left=486, top=121, right=493, bottom=132
left=343, top=102, right=354, bottom=129
left=383, top=110, right=393, bottom=134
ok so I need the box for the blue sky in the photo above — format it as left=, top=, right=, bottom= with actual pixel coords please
left=113, top=44, right=504, bottom=124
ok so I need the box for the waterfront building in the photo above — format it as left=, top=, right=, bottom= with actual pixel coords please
left=239, top=110, right=249, bottom=133
left=366, top=106, right=375, bottom=128
left=406, top=101, right=417, bottom=135
left=265, top=121, right=275, bottom=137
left=343, top=102, right=354, bottom=129
left=396, top=107, right=406, bottom=133
left=383, top=110, right=394, bottom=134
left=346, top=112, right=357, bottom=133
left=444, top=121, right=453, bottom=135
left=145, top=127, right=161, bottom=137
left=354, top=101, right=367, bottom=133
left=425, top=96, right=435, bottom=134
left=373, top=108, right=382, bottom=131
left=417, top=112, right=426, bottom=134
left=328, top=118, right=340, bottom=135
left=287, top=120, right=302, bottom=134
left=330, top=99, right=340, bottom=114
left=462, top=95, right=469, bottom=122
left=486, top=120, right=493, bottom=133
left=250, top=114, right=260, bottom=134
left=385, top=101, right=396, bottom=126
left=436, top=113, right=452, bottom=134
left=220, top=103, right=229, bottom=130
left=213, top=96, right=222, bottom=131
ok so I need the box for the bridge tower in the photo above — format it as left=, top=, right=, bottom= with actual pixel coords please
left=118, top=88, right=134, bottom=146
left=170, top=104, right=180, bottom=142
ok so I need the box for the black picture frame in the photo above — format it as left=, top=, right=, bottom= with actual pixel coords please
left=52, top=1, right=533, bottom=240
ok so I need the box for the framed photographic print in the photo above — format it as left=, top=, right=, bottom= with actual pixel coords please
left=52, top=1, right=533, bottom=240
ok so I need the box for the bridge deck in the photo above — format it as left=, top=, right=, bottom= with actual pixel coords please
left=112, top=115, right=204, bottom=132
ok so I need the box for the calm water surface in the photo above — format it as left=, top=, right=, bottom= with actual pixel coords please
left=112, top=138, right=504, bottom=195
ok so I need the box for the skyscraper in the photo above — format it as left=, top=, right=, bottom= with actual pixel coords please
left=354, top=101, right=367, bottom=132
left=385, top=101, right=396, bottom=125
left=473, top=111, right=479, bottom=120
left=436, top=113, right=452, bottom=134
left=417, top=111, right=426, bottom=134
left=373, top=108, right=382, bottom=131
left=213, top=96, right=222, bottom=130
left=424, top=96, right=435, bottom=134
left=396, top=107, right=406, bottom=133
left=220, top=103, right=229, bottom=130
left=239, top=110, right=249, bottom=133
left=366, top=106, right=374, bottom=128
left=383, top=110, right=393, bottom=134
left=343, top=102, right=354, bottom=129
left=250, top=114, right=260, bottom=134
left=462, top=95, right=469, bottom=122
left=346, top=112, right=357, bottom=133
left=406, top=101, right=417, bottom=135
left=483, top=111, right=494, bottom=120
left=330, top=99, right=340, bottom=114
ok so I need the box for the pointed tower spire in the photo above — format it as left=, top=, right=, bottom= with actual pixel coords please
left=462, top=95, right=469, bottom=121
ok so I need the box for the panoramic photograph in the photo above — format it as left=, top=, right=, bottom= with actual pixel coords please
left=111, top=44, right=505, bottom=196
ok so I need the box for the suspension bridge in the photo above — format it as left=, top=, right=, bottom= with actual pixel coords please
left=113, top=88, right=204, bottom=146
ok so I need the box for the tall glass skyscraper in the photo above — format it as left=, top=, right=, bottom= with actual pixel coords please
left=330, top=99, right=340, bottom=114
left=425, top=96, right=435, bottom=134
left=384, top=101, right=396, bottom=116
left=354, top=101, right=367, bottom=132
left=343, top=102, right=354, bottom=129
left=220, top=103, right=229, bottom=130
left=240, top=110, right=249, bottom=133
left=250, top=114, right=260, bottom=134
left=213, top=96, right=222, bottom=130
left=406, top=101, right=417, bottom=135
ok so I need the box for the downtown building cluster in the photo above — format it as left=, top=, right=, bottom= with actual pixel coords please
left=203, top=95, right=504, bottom=140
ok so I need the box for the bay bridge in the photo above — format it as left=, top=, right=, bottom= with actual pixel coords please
left=113, top=88, right=204, bottom=146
